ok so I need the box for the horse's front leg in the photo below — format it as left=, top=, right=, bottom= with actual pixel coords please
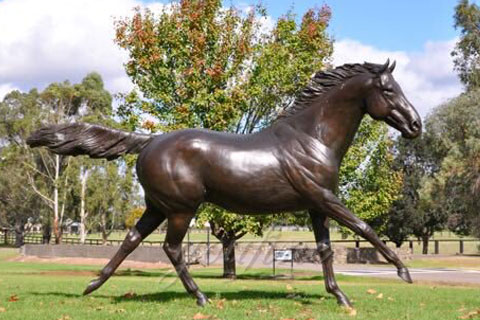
left=306, top=188, right=412, bottom=283
left=309, top=210, right=352, bottom=307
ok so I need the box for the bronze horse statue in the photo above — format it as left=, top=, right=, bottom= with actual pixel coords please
left=27, top=60, right=421, bottom=308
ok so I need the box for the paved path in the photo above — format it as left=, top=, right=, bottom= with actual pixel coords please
left=233, top=254, right=480, bottom=286
left=334, top=265, right=480, bottom=285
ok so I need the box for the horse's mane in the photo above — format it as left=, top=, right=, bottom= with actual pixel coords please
left=276, top=61, right=392, bottom=120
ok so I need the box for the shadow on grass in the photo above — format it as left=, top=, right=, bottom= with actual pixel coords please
left=29, top=289, right=332, bottom=305
left=113, top=269, right=326, bottom=282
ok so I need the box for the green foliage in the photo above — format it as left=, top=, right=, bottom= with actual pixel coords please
left=125, top=207, right=146, bottom=229
left=419, top=90, right=480, bottom=237
left=86, top=160, right=136, bottom=239
left=195, top=205, right=272, bottom=241
left=338, top=118, right=403, bottom=234
left=452, top=0, right=480, bottom=90
left=0, top=146, right=43, bottom=231
left=0, top=89, right=52, bottom=235
left=115, top=0, right=332, bottom=133
left=384, top=135, right=447, bottom=249
left=114, top=0, right=333, bottom=245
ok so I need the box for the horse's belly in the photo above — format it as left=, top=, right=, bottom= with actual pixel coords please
left=205, top=183, right=307, bottom=214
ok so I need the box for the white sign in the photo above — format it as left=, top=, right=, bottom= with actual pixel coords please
left=274, top=249, right=292, bottom=261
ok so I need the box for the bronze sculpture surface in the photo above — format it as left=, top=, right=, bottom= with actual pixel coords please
left=27, top=60, right=422, bottom=308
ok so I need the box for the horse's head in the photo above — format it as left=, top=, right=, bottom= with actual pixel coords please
left=364, top=59, right=422, bottom=139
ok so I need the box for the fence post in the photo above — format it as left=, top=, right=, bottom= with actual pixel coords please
left=409, top=240, right=413, bottom=254
left=434, top=240, right=439, bottom=254
left=4, top=231, right=7, bottom=245
left=460, top=240, right=464, bottom=254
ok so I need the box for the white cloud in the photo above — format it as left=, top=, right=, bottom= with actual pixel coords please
left=0, top=0, right=166, bottom=100
left=0, top=0, right=277, bottom=102
left=333, top=39, right=463, bottom=118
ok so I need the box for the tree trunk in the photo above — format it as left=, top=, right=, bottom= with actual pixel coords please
left=101, top=211, right=111, bottom=245
left=14, top=217, right=25, bottom=247
left=53, top=154, right=62, bottom=244
left=42, top=223, right=51, bottom=244
left=79, top=167, right=89, bottom=244
left=222, top=237, right=236, bottom=279
left=422, top=235, right=429, bottom=254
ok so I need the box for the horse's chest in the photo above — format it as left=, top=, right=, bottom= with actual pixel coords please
left=279, top=145, right=339, bottom=192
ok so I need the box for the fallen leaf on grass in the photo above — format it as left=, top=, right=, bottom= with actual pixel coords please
left=193, top=312, right=210, bottom=320
left=376, top=293, right=383, bottom=299
left=57, top=315, right=71, bottom=320
left=215, top=299, right=225, bottom=310
left=286, top=284, right=293, bottom=291
left=8, top=295, right=19, bottom=302
left=459, top=310, right=480, bottom=319
left=0, top=307, right=6, bottom=312
left=366, top=289, right=377, bottom=295
left=114, top=308, right=126, bottom=314
left=123, top=291, right=137, bottom=299
left=345, top=307, right=357, bottom=317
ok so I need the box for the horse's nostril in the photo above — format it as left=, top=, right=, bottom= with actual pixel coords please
left=411, top=120, right=420, bottom=131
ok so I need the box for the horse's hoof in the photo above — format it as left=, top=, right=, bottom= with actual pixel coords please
left=196, top=292, right=209, bottom=307
left=397, top=267, right=413, bottom=283
left=337, top=296, right=353, bottom=308
left=83, top=278, right=104, bottom=295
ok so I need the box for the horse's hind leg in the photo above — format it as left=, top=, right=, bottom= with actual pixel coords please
left=83, top=204, right=165, bottom=295
left=309, top=210, right=352, bottom=308
left=163, top=212, right=208, bottom=306
left=314, top=189, right=412, bottom=283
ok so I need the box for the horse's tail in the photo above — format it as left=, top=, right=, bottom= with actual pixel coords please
left=26, top=122, right=154, bottom=160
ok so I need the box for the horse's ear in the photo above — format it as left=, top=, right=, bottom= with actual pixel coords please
left=388, top=60, right=396, bottom=73
left=379, top=59, right=390, bottom=73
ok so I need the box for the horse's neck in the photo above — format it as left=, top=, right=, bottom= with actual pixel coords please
left=286, top=91, right=365, bottom=164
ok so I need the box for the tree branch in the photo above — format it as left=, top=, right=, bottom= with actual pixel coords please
left=26, top=173, right=54, bottom=208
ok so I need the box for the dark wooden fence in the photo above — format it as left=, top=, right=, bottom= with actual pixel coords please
left=0, top=230, right=478, bottom=255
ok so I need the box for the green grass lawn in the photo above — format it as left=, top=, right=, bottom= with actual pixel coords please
left=0, top=249, right=479, bottom=320
left=406, top=256, right=480, bottom=270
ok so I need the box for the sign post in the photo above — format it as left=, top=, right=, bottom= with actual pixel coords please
left=273, top=249, right=294, bottom=279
